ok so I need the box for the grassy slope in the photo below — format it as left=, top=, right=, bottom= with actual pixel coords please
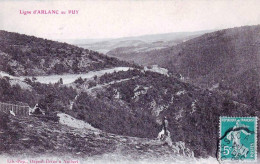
left=0, top=111, right=191, bottom=160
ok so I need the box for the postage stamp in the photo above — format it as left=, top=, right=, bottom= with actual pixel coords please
left=219, top=117, right=258, bottom=161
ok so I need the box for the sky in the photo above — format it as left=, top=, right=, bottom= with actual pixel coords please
left=0, top=0, right=260, bottom=40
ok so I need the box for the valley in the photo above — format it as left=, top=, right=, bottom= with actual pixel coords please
left=0, top=26, right=259, bottom=163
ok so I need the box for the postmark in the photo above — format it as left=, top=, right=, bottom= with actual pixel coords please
left=219, top=117, right=257, bottom=162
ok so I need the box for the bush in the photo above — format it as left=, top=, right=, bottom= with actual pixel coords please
left=0, top=112, right=9, bottom=130
left=74, top=77, right=84, bottom=84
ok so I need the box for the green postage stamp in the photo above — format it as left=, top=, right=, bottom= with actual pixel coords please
left=219, top=117, right=258, bottom=161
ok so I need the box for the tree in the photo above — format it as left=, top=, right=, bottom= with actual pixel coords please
left=54, top=63, right=66, bottom=74
left=88, top=81, right=97, bottom=88
left=59, top=78, right=63, bottom=84
left=74, top=77, right=84, bottom=84
left=32, top=77, right=37, bottom=82
left=6, top=65, right=15, bottom=76
left=93, top=75, right=98, bottom=81
left=24, top=78, right=32, bottom=85
left=72, top=60, right=79, bottom=73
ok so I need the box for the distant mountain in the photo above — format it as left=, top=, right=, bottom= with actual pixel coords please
left=142, top=25, right=260, bottom=79
left=72, top=30, right=213, bottom=54
left=0, top=31, right=135, bottom=76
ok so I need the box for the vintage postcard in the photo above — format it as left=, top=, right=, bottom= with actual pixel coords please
left=0, top=0, right=259, bottom=164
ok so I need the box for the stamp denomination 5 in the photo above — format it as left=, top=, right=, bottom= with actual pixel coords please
left=219, top=117, right=257, bottom=161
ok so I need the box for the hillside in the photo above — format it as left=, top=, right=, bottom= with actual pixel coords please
left=1, top=64, right=259, bottom=159
left=109, top=25, right=260, bottom=107
left=0, top=30, right=259, bottom=161
left=0, top=111, right=193, bottom=162
left=0, top=31, right=135, bottom=76
left=68, top=69, right=259, bottom=157
left=154, top=25, right=260, bottom=84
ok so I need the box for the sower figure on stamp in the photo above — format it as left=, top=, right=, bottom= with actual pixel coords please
left=226, top=120, right=252, bottom=158
left=219, top=117, right=257, bottom=161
